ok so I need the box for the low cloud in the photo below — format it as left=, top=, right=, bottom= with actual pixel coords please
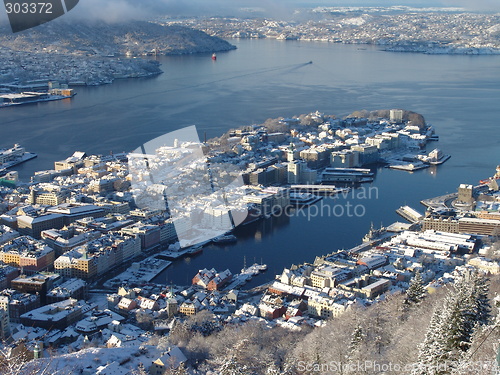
left=442, top=0, right=500, bottom=11
left=63, top=0, right=295, bottom=22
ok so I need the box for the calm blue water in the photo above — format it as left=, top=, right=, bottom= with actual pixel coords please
left=1, top=39, right=499, bottom=286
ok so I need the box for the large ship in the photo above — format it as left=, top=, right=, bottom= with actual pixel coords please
left=0, top=144, right=37, bottom=176
left=321, top=167, right=374, bottom=184
left=0, top=88, right=76, bottom=109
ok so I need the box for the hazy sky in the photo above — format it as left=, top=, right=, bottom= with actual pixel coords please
left=1, top=0, right=499, bottom=26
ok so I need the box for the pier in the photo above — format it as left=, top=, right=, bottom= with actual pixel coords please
left=396, top=205, right=424, bottom=223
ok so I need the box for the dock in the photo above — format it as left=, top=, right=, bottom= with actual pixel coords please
left=222, top=264, right=267, bottom=291
left=388, top=162, right=429, bottom=171
left=156, top=249, right=189, bottom=260
left=396, top=205, right=424, bottom=223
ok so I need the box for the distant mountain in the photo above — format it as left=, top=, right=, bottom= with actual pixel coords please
left=0, top=20, right=236, bottom=56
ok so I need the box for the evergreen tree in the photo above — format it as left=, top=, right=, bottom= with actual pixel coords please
left=405, top=271, right=426, bottom=306
left=471, top=271, right=491, bottom=326
left=413, top=270, right=492, bottom=375
left=347, top=323, right=364, bottom=359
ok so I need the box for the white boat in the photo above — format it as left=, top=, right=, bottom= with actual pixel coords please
left=0, top=144, right=37, bottom=171
left=289, top=192, right=322, bottom=206
left=213, top=234, right=237, bottom=244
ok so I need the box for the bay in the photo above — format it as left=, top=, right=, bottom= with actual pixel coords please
left=1, top=39, right=499, bottom=286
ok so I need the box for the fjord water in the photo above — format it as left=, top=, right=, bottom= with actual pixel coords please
left=1, top=39, right=499, bottom=286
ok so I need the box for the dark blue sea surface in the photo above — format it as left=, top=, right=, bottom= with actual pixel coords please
left=1, top=39, right=499, bottom=286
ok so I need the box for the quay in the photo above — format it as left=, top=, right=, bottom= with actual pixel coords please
left=396, top=205, right=424, bottom=223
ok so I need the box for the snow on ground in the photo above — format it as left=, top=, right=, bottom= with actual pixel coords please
left=23, top=345, right=163, bottom=374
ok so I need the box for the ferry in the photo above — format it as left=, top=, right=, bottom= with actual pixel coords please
left=213, top=234, right=237, bottom=244
left=0, top=144, right=37, bottom=174
left=321, top=167, right=374, bottom=184
left=212, top=53, right=217, bottom=61
left=0, top=88, right=76, bottom=108
left=186, top=245, right=203, bottom=255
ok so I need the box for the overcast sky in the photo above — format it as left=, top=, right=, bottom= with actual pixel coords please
left=1, top=0, right=499, bottom=26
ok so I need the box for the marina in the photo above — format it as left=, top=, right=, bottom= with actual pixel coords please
left=222, top=263, right=268, bottom=291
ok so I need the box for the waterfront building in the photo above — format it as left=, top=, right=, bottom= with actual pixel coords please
left=458, top=184, right=474, bottom=205
left=287, top=160, right=317, bottom=184
left=54, top=152, right=86, bottom=173
left=330, top=150, right=360, bottom=168
left=121, top=224, right=161, bottom=250
left=159, top=219, right=177, bottom=244
left=192, top=268, right=232, bottom=291
left=54, top=233, right=140, bottom=280
left=422, top=215, right=460, bottom=233
left=300, top=146, right=330, bottom=169
left=423, top=215, right=500, bottom=236
left=350, top=144, right=379, bottom=165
